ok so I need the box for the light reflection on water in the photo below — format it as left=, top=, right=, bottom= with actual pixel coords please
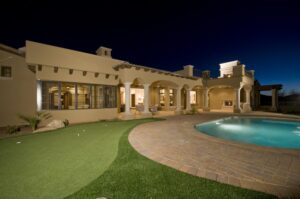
left=195, top=117, right=300, bottom=148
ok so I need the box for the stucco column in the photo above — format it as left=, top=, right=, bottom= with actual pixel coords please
left=124, top=82, right=132, bottom=114
left=243, top=87, right=252, bottom=112
left=155, top=87, right=160, bottom=105
left=196, top=90, right=201, bottom=108
left=37, top=81, right=42, bottom=111
left=245, top=89, right=251, bottom=104
left=234, top=87, right=241, bottom=113
left=271, top=88, right=278, bottom=112
left=165, top=87, right=170, bottom=110
left=203, top=88, right=210, bottom=112
left=186, top=88, right=191, bottom=111
left=143, top=84, right=150, bottom=113
left=176, top=87, right=182, bottom=112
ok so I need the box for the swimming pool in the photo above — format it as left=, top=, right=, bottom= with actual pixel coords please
left=195, top=117, right=300, bottom=148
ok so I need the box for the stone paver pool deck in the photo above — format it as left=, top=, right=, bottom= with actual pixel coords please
left=129, top=113, right=300, bottom=198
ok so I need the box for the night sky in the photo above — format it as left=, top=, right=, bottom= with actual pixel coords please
left=1, top=0, right=300, bottom=92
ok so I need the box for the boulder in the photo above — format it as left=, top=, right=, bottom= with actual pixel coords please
left=46, top=120, right=65, bottom=129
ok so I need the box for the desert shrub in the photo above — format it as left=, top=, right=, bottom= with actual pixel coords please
left=63, top=119, right=69, bottom=127
left=6, top=125, right=20, bottom=134
left=191, top=106, right=198, bottom=115
left=18, top=112, right=52, bottom=131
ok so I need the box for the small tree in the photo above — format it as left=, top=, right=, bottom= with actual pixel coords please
left=191, top=106, right=199, bottom=115
left=18, top=112, right=52, bottom=131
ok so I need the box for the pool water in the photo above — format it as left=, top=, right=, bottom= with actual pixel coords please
left=195, top=117, right=300, bottom=148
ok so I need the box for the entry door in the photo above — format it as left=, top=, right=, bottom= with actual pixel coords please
left=131, top=94, right=136, bottom=107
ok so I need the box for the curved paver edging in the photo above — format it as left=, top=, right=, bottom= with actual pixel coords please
left=129, top=114, right=300, bottom=198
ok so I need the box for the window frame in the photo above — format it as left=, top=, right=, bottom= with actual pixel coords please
left=223, top=100, right=233, bottom=107
left=0, top=65, right=12, bottom=79
left=40, top=80, right=117, bottom=111
left=159, top=88, right=165, bottom=106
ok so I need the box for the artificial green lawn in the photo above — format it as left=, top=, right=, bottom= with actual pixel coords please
left=66, top=119, right=276, bottom=199
left=0, top=120, right=139, bottom=199
left=0, top=119, right=276, bottom=199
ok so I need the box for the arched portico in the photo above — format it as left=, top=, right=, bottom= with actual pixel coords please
left=150, top=80, right=179, bottom=112
left=205, top=84, right=252, bottom=113
left=118, top=78, right=152, bottom=117
left=191, top=85, right=204, bottom=110
left=207, top=85, right=235, bottom=112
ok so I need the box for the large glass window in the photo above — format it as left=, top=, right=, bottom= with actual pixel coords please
left=40, top=81, right=117, bottom=110
left=61, top=82, right=76, bottom=109
left=41, top=81, right=59, bottom=110
left=190, top=91, right=196, bottom=104
left=91, top=85, right=103, bottom=109
left=169, top=89, right=175, bottom=106
left=1, top=66, right=12, bottom=78
left=98, top=85, right=105, bottom=108
left=104, top=86, right=117, bottom=108
left=159, top=89, right=165, bottom=106
left=77, top=84, right=91, bottom=109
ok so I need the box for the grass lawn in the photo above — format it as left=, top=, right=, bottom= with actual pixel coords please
left=0, top=120, right=143, bottom=199
left=0, top=119, right=276, bottom=199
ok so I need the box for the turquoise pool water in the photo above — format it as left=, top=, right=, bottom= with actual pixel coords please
left=195, top=117, right=300, bottom=148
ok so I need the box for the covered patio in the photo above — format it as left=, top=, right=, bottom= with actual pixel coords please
left=114, top=63, right=203, bottom=119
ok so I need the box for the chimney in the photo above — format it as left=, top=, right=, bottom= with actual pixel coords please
left=183, top=65, right=194, bottom=77
left=96, top=46, right=112, bottom=58
left=202, top=70, right=210, bottom=79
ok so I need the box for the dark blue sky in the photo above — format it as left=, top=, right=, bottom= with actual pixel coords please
left=1, top=0, right=300, bottom=92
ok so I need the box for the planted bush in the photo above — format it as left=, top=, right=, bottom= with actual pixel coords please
left=191, top=106, right=198, bottom=115
left=6, top=125, right=20, bottom=134
left=63, top=119, right=69, bottom=127
left=18, top=112, right=52, bottom=131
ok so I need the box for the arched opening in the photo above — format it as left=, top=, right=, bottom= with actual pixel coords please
left=118, top=78, right=145, bottom=113
left=181, top=84, right=190, bottom=110
left=191, top=85, right=203, bottom=110
left=150, top=80, right=178, bottom=111
left=208, top=85, right=235, bottom=112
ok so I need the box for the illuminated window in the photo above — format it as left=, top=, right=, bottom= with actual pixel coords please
left=41, top=81, right=116, bottom=110
left=190, top=91, right=196, bottom=104
left=61, top=82, right=76, bottom=109
left=104, top=86, right=117, bottom=108
left=42, top=81, right=59, bottom=110
left=1, top=66, right=12, bottom=78
left=224, top=100, right=233, bottom=107
left=159, top=89, right=165, bottom=106
left=169, top=89, right=175, bottom=106
left=77, top=84, right=91, bottom=109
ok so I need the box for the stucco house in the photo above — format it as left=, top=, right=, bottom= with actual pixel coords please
left=0, top=41, right=255, bottom=126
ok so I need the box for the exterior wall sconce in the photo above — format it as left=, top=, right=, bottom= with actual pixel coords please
left=54, top=67, right=58, bottom=73
left=69, top=69, right=73, bottom=75
left=83, top=71, right=87, bottom=76
left=106, top=74, right=110, bottom=79
left=115, top=75, right=118, bottom=80
left=95, top=72, right=99, bottom=77
left=38, top=65, right=42, bottom=71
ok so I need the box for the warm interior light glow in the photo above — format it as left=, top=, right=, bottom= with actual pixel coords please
left=120, top=87, right=144, bottom=106
left=190, top=91, right=196, bottom=104
left=37, top=81, right=42, bottom=111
